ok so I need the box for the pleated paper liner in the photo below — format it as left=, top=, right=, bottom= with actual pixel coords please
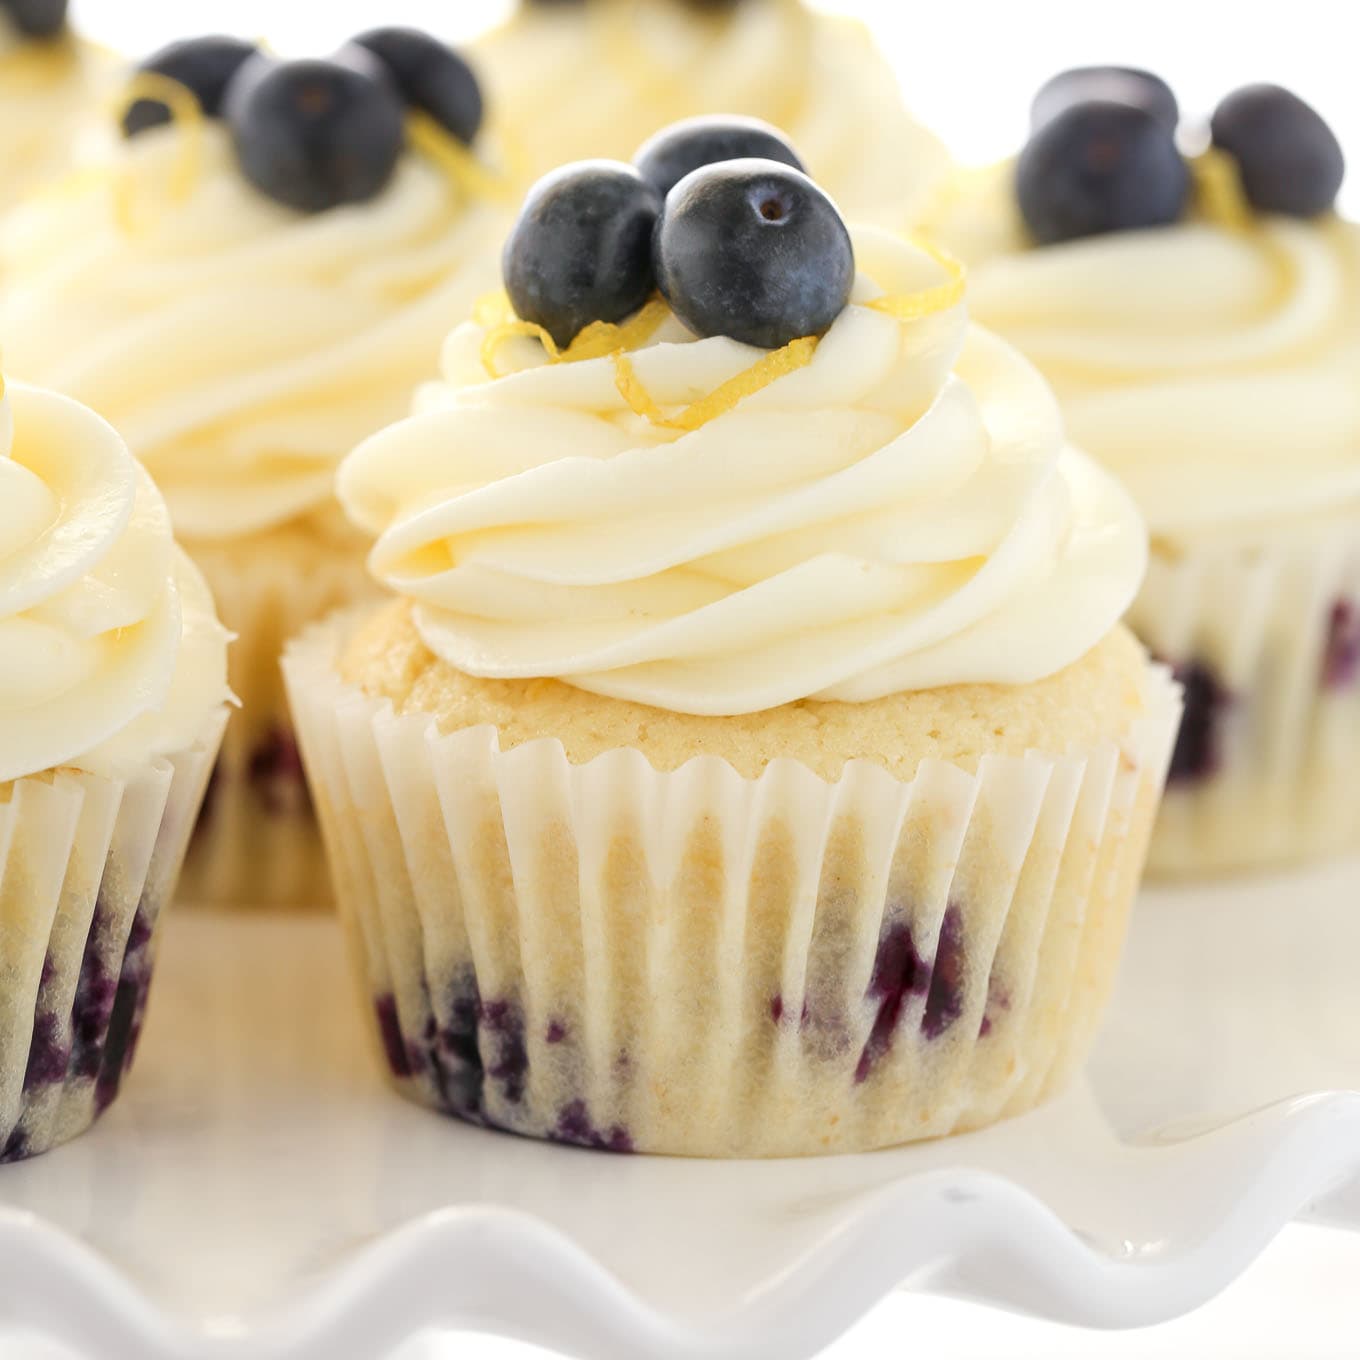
left=176, top=522, right=377, bottom=910
left=286, top=615, right=1180, bottom=1158
left=1134, top=519, right=1360, bottom=876
left=0, top=710, right=227, bottom=1162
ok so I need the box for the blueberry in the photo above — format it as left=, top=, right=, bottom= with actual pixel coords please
left=1, top=0, right=67, bottom=39
left=122, top=36, right=260, bottom=137
left=1166, top=659, right=1231, bottom=785
left=633, top=114, right=804, bottom=199
left=1017, top=100, right=1190, bottom=245
left=654, top=159, right=853, bottom=348
left=503, top=160, right=661, bottom=349
left=1032, top=66, right=1178, bottom=133
left=345, top=27, right=484, bottom=147
left=227, top=57, right=405, bottom=214
left=1211, top=84, right=1344, bottom=218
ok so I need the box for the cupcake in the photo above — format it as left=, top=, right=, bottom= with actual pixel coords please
left=0, top=0, right=110, bottom=211
left=0, top=29, right=511, bottom=907
left=0, top=375, right=230, bottom=1162
left=472, top=0, right=949, bottom=228
left=284, top=142, right=1180, bottom=1157
left=924, top=72, right=1360, bottom=875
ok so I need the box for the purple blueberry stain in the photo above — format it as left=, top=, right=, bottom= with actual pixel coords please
left=854, top=918, right=928, bottom=1084
left=1323, top=599, right=1360, bottom=691
left=545, top=1019, right=568, bottom=1045
left=552, top=1099, right=634, bottom=1153
left=373, top=993, right=413, bottom=1079
left=922, top=905, right=967, bottom=1042
left=1166, top=659, right=1232, bottom=786
left=22, top=1012, right=70, bottom=1092
left=481, top=999, right=528, bottom=1105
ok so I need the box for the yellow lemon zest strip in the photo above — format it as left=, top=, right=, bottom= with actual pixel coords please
left=479, top=296, right=670, bottom=378
left=615, top=335, right=818, bottom=433
left=1193, top=148, right=1253, bottom=232
left=109, top=72, right=205, bottom=236
left=866, top=240, right=967, bottom=322
left=406, top=110, right=514, bottom=205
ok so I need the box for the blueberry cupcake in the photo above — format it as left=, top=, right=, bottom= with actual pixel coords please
left=0, top=1, right=111, bottom=211
left=0, top=29, right=510, bottom=907
left=924, top=73, right=1360, bottom=875
left=0, top=375, right=230, bottom=1162
left=284, top=131, right=1180, bottom=1157
left=472, top=0, right=949, bottom=229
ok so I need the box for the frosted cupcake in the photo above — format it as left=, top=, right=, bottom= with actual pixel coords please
left=0, top=375, right=229, bottom=1162
left=285, top=141, right=1180, bottom=1157
left=924, top=73, right=1359, bottom=875
left=0, top=1, right=110, bottom=211
left=0, top=29, right=510, bottom=907
left=472, top=0, right=949, bottom=228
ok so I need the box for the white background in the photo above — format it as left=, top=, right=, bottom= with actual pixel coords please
left=40, top=3, right=1360, bottom=1357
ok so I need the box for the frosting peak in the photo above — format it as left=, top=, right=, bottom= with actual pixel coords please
left=0, top=381, right=231, bottom=782
left=340, top=228, right=1146, bottom=715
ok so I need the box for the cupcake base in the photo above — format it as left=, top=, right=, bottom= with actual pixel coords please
left=286, top=614, right=1178, bottom=1158
left=0, top=713, right=226, bottom=1162
left=1135, top=523, right=1360, bottom=877
left=176, top=521, right=376, bottom=909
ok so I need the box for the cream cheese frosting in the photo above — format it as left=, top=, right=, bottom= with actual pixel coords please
left=0, top=379, right=231, bottom=783
left=0, top=122, right=508, bottom=542
left=927, top=165, right=1360, bottom=542
left=473, top=0, right=949, bottom=229
left=0, top=20, right=109, bottom=211
left=338, top=227, right=1146, bottom=715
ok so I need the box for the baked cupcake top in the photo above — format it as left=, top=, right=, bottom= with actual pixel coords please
left=473, top=0, right=949, bottom=228
left=0, top=376, right=231, bottom=783
left=0, top=28, right=509, bottom=544
left=339, top=145, right=1146, bottom=716
left=0, top=1, right=109, bottom=210
left=923, top=72, right=1358, bottom=544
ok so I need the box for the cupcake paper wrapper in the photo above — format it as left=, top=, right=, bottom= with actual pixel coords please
left=0, top=710, right=227, bottom=1162
left=286, top=616, right=1180, bottom=1158
left=1133, top=520, right=1360, bottom=876
left=177, top=530, right=377, bottom=910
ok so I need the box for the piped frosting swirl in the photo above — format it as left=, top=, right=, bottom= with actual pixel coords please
left=339, top=227, right=1146, bottom=715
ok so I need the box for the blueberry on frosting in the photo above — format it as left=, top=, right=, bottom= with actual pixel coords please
left=0, top=0, right=67, bottom=39
left=346, top=27, right=484, bottom=147
left=633, top=114, right=804, bottom=199
left=1211, top=84, right=1344, bottom=218
left=654, top=159, right=854, bottom=347
left=503, top=161, right=661, bottom=348
left=228, top=56, right=406, bottom=213
left=1017, top=100, right=1190, bottom=245
left=1031, top=66, right=1179, bottom=133
left=122, top=36, right=260, bottom=137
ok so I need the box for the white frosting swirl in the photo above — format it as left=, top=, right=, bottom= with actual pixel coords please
left=339, top=227, right=1145, bottom=715
left=0, top=23, right=109, bottom=211
left=0, top=380, right=231, bottom=783
left=474, top=0, right=949, bottom=229
left=929, top=166, right=1360, bottom=540
left=0, top=123, right=508, bottom=541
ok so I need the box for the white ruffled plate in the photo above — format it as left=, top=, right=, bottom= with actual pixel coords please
left=1, top=861, right=1357, bottom=1360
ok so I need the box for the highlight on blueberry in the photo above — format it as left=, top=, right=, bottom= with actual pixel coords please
left=0, top=0, right=68, bottom=39
left=1031, top=66, right=1179, bottom=133
left=633, top=114, right=804, bottom=200
left=345, top=27, right=484, bottom=147
left=122, top=36, right=260, bottom=137
left=654, top=159, right=854, bottom=349
left=1017, top=100, right=1190, bottom=245
left=1211, top=84, right=1345, bottom=218
left=227, top=56, right=406, bottom=213
left=503, top=160, right=661, bottom=349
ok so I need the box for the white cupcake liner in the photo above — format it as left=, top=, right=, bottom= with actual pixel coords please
left=0, top=710, right=227, bottom=1162
left=1132, top=520, right=1360, bottom=875
left=176, top=529, right=377, bottom=909
left=285, top=614, right=1179, bottom=1158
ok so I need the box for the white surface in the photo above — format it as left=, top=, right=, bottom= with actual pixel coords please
left=0, top=859, right=1356, bottom=1360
